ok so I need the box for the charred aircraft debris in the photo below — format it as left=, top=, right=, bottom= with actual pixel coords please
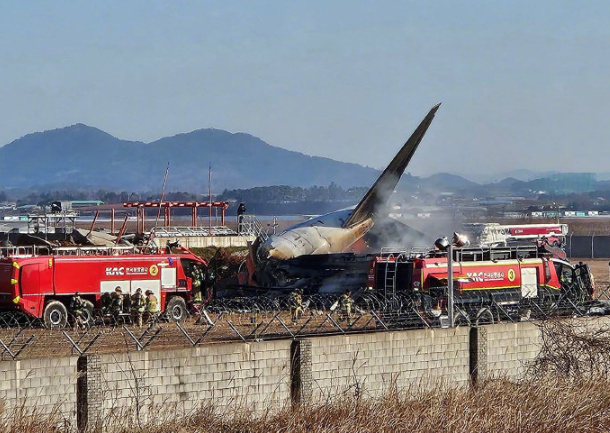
left=236, top=104, right=441, bottom=294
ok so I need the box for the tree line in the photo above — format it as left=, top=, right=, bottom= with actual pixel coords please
left=0, top=183, right=368, bottom=207
left=218, top=183, right=368, bottom=203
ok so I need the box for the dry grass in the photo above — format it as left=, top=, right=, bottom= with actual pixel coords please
left=5, top=377, right=610, bottom=433
left=106, top=378, right=610, bottom=433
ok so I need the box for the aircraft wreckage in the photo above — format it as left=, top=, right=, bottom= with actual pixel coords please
left=226, top=103, right=441, bottom=295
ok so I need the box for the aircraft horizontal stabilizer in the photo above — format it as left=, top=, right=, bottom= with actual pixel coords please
left=342, top=103, right=440, bottom=228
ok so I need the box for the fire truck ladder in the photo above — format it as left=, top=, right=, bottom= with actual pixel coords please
left=383, top=253, right=397, bottom=305
left=379, top=248, right=410, bottom=310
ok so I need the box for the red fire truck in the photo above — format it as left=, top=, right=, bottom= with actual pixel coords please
left=368, top=242, right=595, bottom=324
left=0, top=246, right=206, bottom=327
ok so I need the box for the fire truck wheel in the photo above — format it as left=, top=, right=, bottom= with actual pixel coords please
left=80, top=300, right=95, bottom=326
left=166, top=296, right=188, bottom=322
left=44, top=301, right=68, bottom=328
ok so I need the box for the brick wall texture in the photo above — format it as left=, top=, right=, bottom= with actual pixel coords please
left=481, top=322, right=542, bottom=380
left=96, top=341, right=291, bottom=425
left=308, top=328, right=471, bottom=400
left=0, top=355, right=78, bottom=425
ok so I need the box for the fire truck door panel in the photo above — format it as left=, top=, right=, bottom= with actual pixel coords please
left=39, top=262, right=53, bottom=295
left=20, top=264, right=40, bottom=296
left=520, top=268, right=538, bottom=298
left=131, top=280, right=160, bottom=300
left=21, top=264, right=53, bottom=296
left=100, top=280, right=130, bottom=295
left=161, top=267, right=176, bottom=289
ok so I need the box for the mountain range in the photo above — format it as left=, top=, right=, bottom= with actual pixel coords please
left=0, top=124, right=606, bottom=196
left=0, top=124, right=380, bottom=191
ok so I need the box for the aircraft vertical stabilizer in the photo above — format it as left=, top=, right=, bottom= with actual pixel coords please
left=342, top=103, right=440, bottom=228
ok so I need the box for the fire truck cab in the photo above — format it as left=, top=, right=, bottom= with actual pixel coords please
left=0, top=246, right=207, bottom=327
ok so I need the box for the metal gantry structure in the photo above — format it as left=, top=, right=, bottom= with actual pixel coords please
left=122, top=201, right=230, bottom=233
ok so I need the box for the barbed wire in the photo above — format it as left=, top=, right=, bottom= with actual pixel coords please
left=0, top=290, right=606, bottom=360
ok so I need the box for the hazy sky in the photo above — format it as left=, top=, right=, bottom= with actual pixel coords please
left=1, top=1, right=610, bottom=178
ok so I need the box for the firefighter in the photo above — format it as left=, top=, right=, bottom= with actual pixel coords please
left=69, top=292, right=87, bottom=329
left=191, top=265, right=204, bottom=303
left=288, top=289, right=303, bottom=325
left=339, top=289, right=355, bottom=326
left=145, top=290, right=160, bottom=323
left=130, top=288, right=146, bottom=328
left=111, top=287, right=124, bottom=324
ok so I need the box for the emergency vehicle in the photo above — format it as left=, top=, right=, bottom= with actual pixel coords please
left=0, top=246, right=206, bottom=327
left=461, top=223, right=568, bottom=247
left=368, top=239, right=595, bottom=324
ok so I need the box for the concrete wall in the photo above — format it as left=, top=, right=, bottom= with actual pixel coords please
left=475, top=322, right=542, bottom=380
left=0, top=355, right=77, bottom=423
left=308, top=328, right=471, bottom=399
left=90, top=341, right=291, bottom=428
left=3, top=318, right=610, bottom=430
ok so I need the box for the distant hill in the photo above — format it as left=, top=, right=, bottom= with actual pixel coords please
left=460, top=169, right=559, bottom=183
left=421, top=173, right=478, bottom=190
left=0, top=125, right=382, bottom=191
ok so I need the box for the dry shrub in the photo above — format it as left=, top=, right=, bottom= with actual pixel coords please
left=0, top=403, right=71, bottom=433
left=529, top=319, right=610, bottom=380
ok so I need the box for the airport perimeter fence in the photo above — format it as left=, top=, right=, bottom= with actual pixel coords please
left=567, top=235, right=610, bottom=259
left=0, top=291, right=606, bottom=361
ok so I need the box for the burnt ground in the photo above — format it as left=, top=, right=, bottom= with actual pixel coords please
left=1, top=258, right=608, bottom=361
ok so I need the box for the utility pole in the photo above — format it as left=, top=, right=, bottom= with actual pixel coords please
left=208, top=163, right=212, bottom=236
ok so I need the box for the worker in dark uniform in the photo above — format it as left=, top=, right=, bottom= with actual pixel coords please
left=288, top=289, right=303, bottom=325
left=69, top=292, right=87, bottom=329
left=339, top=289, right=355, bottom=326
left=237, top=202, right=246, bottom=234
left=111, top=287, right=124, bottom=324
left=130, top=288, right=146, bottom=328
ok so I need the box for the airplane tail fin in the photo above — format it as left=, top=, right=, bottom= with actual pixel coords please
left=342, top=103, right=441, bottom=228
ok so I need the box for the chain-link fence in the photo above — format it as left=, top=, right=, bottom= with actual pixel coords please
left=567, top=235, right=610, bottom=258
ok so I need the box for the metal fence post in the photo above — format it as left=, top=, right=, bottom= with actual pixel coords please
left=448, top=244, right=454, bottom=327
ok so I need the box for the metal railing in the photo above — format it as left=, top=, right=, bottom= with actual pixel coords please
left=152, top=226, right=238, bottom=237
left=237, top=215, right=268, bottom=240
left=0, top=245, right=143, bottom=258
